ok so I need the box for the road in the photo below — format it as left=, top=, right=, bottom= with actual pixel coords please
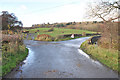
left=5, top=37, right=118, bottom=78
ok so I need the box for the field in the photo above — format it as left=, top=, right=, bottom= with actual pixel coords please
left=25, top=28, right=96, bottom=37
left=23, top=28, right=97, bottom=41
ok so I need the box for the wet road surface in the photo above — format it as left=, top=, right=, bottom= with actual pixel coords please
left=5, top=37, right=118, bottom=78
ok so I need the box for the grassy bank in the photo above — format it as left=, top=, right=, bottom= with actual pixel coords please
left=80, top=40, right=119, bottom=72
left=2, top=46, right=28, bottom=76
left=1, top=34, right=29, bottom=76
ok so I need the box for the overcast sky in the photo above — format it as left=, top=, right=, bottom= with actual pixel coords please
left=1, top=0, right=99, bottom=27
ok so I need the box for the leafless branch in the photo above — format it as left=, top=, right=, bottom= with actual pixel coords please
left=86, top=0, right=119, bottom=22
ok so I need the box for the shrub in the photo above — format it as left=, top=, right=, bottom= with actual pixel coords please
left=2, top=34, right=23, bottom=44
left=35, top=34, right=52, bottom=41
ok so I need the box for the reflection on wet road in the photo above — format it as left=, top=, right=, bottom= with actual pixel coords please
left=5, top=37, right=118, bottom=78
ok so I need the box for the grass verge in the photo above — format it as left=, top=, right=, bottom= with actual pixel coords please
left=80, top=40, right=119, bottom=73
left=2, top=47, right=28, bottom=76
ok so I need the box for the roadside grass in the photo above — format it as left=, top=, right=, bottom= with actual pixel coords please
left=80, top=40, right=119, bottom=72
left=2, top=46, right=28, bottom=76
left=1, top=34, right=29, bottom=76
left=24, top=28, right=96, bottom=37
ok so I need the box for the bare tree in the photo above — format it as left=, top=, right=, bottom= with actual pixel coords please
left=86, top=0, right=120, bottom=49
left=87, top=0, right=120, bottom=22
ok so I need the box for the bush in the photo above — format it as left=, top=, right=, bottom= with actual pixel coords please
left=2, top=34, right=23, bottom=45
left=35, top=34, right=53, bottom=41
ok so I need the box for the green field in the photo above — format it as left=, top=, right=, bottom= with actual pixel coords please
left=25, top=28, right=96, bottom=37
